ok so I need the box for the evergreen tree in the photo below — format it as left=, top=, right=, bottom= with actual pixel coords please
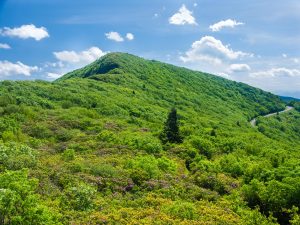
left=160, top=108, right=182, bottom=144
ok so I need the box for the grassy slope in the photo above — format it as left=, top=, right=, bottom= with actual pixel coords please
left=0, top=53, right=299, bottom=224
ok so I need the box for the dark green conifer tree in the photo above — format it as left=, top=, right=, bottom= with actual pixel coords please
left=160, top=108, right=182, bottom=144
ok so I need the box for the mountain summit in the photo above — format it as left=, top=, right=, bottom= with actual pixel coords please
left=59, top=52, right=131, bottom=80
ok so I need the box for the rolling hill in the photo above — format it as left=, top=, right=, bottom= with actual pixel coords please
left=0, top=52, right=299, bottom=224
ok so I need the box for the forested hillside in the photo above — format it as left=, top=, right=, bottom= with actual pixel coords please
left=0, top=53, right=299, bottom=224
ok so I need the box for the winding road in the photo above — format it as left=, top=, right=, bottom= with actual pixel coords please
left=250, top=106, right=294, bottom=127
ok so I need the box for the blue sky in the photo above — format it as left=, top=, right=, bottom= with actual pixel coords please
left=0, top=0, right=300, bottom=97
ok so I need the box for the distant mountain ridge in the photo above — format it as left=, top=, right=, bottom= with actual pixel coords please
left=280, top=96, right=300, bottom=103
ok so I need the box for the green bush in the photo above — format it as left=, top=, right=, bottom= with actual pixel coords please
left=97, top=130, right=118, bottom=143
left=0, top=95, right=16, bottom=107
left=1, top=130, right=16, bottom=142
left=219, top=154, right=244, bottom=177
left=89, top=164, right=117, bottom=178
left=123, top=134, right=162, bottom=154
left=157, top=157, right=177, bottom=172
left=195, top=172, right=227, bottom=194
left=126, top=155, right=177, bottom=185
left=61, top=149, right=75, bottom=161
left=164, top=201, right=198, bottom=220
left=29, top=124, right=52, bottom=139
left=67, top=162, right=84, bottom=173
left=61, top=183, right=96, bottom=211
left=189, top=136, right=214, bottom=159
left=0, top=143, right=37, bottom=170
left=0, top=170, right=61, bottom=224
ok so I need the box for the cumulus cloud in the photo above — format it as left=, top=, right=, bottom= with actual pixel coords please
left=218, top=72, right=231, bottom=79
left=47, top=72, right=63, bottom=79
left=53, top=47, right=107, bottom=65
left=229, top=64, right=251, bottom=73
left=169, top=4, right=197, bottom=25
left=0, top=43, right=11, bottom=49
left=180, top=36, right=251, bottom=64
left=49, top=47, right=107, bottom=80
left=209, top=19, right=244, bottom=32
left=0, top=61, right=38, bottom=77
left=126, top=33, right=134, bottom=41
left=105, top=31, right=124, bottom=42
left=0, top=24, right=49, bottom=41
left=250, top=68, right=300, bottom=78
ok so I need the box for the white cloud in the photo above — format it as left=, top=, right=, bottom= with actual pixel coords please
left=49, top=47, right=107, bottom=81
left=282, top=54, right=288, bottom=58
left=180, top=36, right=251, bottom=64
left=105, top=31, right=124, bottom=42
left=0, top=24, right=49, bottom=41
left=169, top=4, right=197, bottom=25
left=0, top=61, right=38, bottom=77
left=126, top=33, right=134, bottom=41
left=229, top=64, right=251, bottom=73
left=293, top=58, right=300, bottom=64
left=218, top=72, right=231, bottom=79
left=193, top=3, right=198, bottom=7
left=0, top=43, right=11, bottom=49
left=209, top=19, right=244, bottom=32
left=53, top=47, right=107, bottom=65
left=44, top=61, right=64, bottom=69
left=250, top=68, right=300, bottom=78
left=47, top=72, right=63, bottom=79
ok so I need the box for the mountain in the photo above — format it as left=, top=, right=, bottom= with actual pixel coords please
left=59, top=52, right=285, bottom=119
left=0, top=52, right=299, bottom=224
left=280, top=95, right=300, bottom=103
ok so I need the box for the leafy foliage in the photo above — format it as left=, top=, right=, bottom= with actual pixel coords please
left=0, top=170, right=60, bottom=224
left=0, top=53, right=297, bottom=224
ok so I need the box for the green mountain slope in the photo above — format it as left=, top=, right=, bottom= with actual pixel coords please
left=0, top=52, right=299, bottom=224
left=60, top=52, right=284, bottom=119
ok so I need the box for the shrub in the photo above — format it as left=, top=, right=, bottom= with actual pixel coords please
left=55, top=128, right=75, bottom=142
left=61, top=149, right=75, bottom=161
left=3, top=104, right=20, bottom=115
left=164, top=201, right=198, bottom=220
left=97, top=130, right=118, bottom=143
left=194, top=172, right=227, bottom=194
left=123, top=134, right=162, bottom=154
left=127, top=156, right=161, bottom=180
left=29, top=124, right=52, bottom=139
left=0, top=95, right=16, bottom=107
left=219, top=154, right=244, bottom=177
left=61, top=183, right=96, bottom=211
left=0, top=143, right=37, bottom=170
left=0, top=170, right=61, bottom=224
left=157, top=157, right=177, bottom=172
left=189, top=136, right=214, bottom=159
left=1, top=130, right=16, bottom=142
left=126, top=155, right=177, bottom=185
left=67, top=162, right=84, bottom=173
left=89, top=164, right=117, bottom=178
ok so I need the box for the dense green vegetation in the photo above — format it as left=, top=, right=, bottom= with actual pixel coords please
left=0, top=52, right=299, bottom=224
